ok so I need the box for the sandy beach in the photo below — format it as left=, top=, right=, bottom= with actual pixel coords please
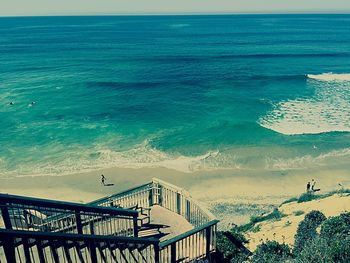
left=246, top=193, right=350, bottom=251
left=1, top=163, right=349, bottom=228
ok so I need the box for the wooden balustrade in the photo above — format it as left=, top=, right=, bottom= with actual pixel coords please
left=0, top=193, right=138, bottom=237
left=0, top=229, right=159, bottom=263
left=152, top=178, right=216, bottom=227
left=159, top=220, right=218, bottom=263
left=0, top=178, right=219, bottom=262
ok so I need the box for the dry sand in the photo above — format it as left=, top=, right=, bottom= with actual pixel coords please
left=1, top=164, right=350, bottom=228
left=245, top=193, right=350, bottom=251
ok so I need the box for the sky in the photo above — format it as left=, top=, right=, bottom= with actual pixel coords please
left=1, top=0, right=350, bottom=16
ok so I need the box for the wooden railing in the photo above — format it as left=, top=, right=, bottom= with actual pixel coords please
left=89, top=182, right=153, bottom=209
left=87, top=178, right=218, bottom=262
left=0, top=229, right=159, bottom=263
left=0, top=193, right=138, bottom=237
left=0, top=178, right=219, bottom=262
left=89, top=178, right=215, bottom=228
left=159, top=220, right=218, bottom=263
left=152, top=178, right=216, bottom=227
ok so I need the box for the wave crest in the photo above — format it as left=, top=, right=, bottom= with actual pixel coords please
left=266, top=147, right=350, bottom=170
left=307, top=73, right=350, bottom=82
left=259, top=73, right=350, bottom=135
left=0, top=141, right=238, bottom=178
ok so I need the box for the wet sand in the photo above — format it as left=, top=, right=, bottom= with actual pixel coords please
left=1, top=164, right=349, bottom=226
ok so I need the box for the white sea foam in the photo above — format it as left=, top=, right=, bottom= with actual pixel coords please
left=0, top=140, right=239, bottom=178
left=259, top=74, right=350, bottom=135
left=169, top=23, right=190, bottom=28
left=266, top=147, right=350, bottom=170
left=307, top=73, right=350, bottom=82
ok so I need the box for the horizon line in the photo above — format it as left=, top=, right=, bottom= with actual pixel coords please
left=1, top=11, right=350, bottom=18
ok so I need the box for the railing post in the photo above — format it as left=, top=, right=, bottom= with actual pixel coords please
left=50, top=240, right=60, bottom=263
left=1, top=205, right=12, bottom=229
left=89, top=241, right=97, bottom=262
left=133, top=215, right=138, bottom=237
left=186, top=200, right=191, bottom=222
left=170, top=243, right=176, bottom=263
left=206, top=226, right=211, bottom=259
left=158, top=185, right=163, bottom=206
left=23, top=238, right=32, bottom=263
left=149, top=186, right=153, bottom=206
left=89, top=221, right=95, bottom=235
left=75, top=211, right=83, bottom=234
left=154, top=243, right=160, bottom=263
left=3, top=236, right=16, bottom=263
left=176, top=192, right=181, bottom=215
left=36, top=240, right=46, bottom=262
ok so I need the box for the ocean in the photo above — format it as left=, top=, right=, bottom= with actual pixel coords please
left=1, top=14, right=350, bottom=177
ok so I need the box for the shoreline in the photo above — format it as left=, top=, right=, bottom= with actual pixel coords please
left=1, top=164, right=349, bottom=226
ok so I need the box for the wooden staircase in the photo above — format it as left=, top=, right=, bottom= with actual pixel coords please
left=0, top=178, right=219, bottom=263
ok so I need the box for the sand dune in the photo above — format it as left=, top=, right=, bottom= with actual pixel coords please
left=245, top=193, right=350, bottom=251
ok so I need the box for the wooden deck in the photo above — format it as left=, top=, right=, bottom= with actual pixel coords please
left=138, top=205, right=193, bottom=241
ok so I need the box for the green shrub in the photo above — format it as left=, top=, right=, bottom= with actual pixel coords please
left=297, top=236, right=350, bottom=263
left=320, top=212, right=350, bottom=240
left=303, top=210, right=327, bottom=223
left=216, top=230, right=249, bottom=263
left=238, top=208, right=286, bottom=232
left=327, top=188, right=350, bottom=196
left=294, top=210, right=326, bottom=255
left=251, top=224, right=261, bottom=233
left=252, top=208, right=285, bottom=223
left=281, top=189, right=350, bottom=206
left=294, top=212, right=350, bottom=263
left=296, top=237, right=333, bottom=263
left=281, top=197, right=298, bottom=205
left=252, top=240, right=292, bottom=263
left=216, top=231, right=238, bottom=262
left=297, top=193, right=320, bottom=203
left=294, top=210, right=304, bottom=216
left=327, top=236, right=350, bottom=263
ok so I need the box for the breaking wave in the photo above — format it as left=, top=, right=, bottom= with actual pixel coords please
left=307, top=73, right=350, bottom=82
left=0, top=140, right=241, bottom=178
left=265, top=147, right=350, bottom=170
left=259, top=73, right=350, bottom=135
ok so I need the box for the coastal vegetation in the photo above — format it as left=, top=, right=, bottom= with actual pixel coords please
left=282, top=188, right=350, bottom=205
left=216, top=190, right=350, bottom=262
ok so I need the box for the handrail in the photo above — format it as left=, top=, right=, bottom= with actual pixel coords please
left=152, top=178, right=184, bottom=193
left=0, top=229, right=160, bottom=263
left=159, top=219, right=219, bottom=248
left=0, top=193, right=137, bottom=217
left=152, top=177, right=216, bottom=221
left=1, top=179, right=219, bottom=263
left=0, top=193, right=139, bottom=238
left=0, top=228, right=158, bottom=244
left=88, top=182, right=152, bottom=206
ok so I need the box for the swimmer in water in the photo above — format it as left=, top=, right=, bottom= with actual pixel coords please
left=28, top=101, right=36, bottom=107
left=9, top=102, right=14, bottom=105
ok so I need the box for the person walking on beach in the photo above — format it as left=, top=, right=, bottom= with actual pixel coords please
left=101, top=174, right=106, bottom=186
left=306, top=182, right=311, bottom=193
left=311, top=179, right=320, bottom=192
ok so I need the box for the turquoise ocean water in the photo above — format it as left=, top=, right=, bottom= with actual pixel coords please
left=1, top=15, right=350, bottom=177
